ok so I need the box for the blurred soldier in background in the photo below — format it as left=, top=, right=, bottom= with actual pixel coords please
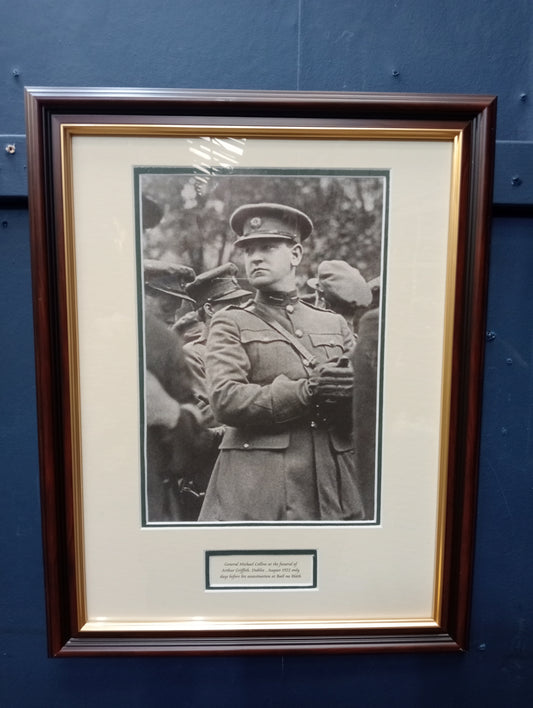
left=352, top=306, right=380, bottom=519
left=144, top=259, right=196, bottom=328
left=144, top=314, right=212, bottom=521
left=307, top=260, right=373, bottom=334
left=142, top=193, right=164, bottom=230
left=183, top=262, right=252, bottom=425
left=200, top=203, right=365, bottom=522
left=143, top=259, right=218, bottom=521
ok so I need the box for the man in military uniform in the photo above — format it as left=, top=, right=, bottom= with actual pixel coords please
left=307, top=260, right=373, bottom=334
left=183, top=262, right=251, bottom=424
left=199, top=203, right=365, bottom=522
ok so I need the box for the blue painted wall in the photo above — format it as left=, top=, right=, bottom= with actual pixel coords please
left=1, top=1, right=532, bottom=705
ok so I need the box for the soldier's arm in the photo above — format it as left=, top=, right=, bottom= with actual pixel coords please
left=182, top=342, right=207, bottom=397
left=206, top=312, right=311, bottom=427
left=182, top=341, right=218, bottom=426
left=340, top=315, right=356, bottom=356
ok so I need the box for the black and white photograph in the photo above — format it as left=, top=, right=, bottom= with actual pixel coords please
left=138, top=168, right=387, bottom=526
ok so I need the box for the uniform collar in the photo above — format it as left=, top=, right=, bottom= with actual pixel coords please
left=256, top=289, right=299, bottom=307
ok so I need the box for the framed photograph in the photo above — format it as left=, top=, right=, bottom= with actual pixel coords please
left=25, top=88, right=496, bottom=655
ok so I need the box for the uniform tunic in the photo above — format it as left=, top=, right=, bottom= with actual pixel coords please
left=183, top=334, right=208, bottom=400
left=198, top=291, right=365, bottom=521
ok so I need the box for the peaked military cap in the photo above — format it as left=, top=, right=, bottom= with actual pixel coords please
left=144, top=259, right=196, bottom=302
left=308, top=260, right=373, bottom=308
left=185, top=262, right=251, bottom=308
left=230, top=203, right=313, bottom=247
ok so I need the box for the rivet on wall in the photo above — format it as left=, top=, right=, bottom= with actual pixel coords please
left=5, top=144, right=16, bottom=155
left=12, top=68, right=20, bottom=78
left=392, top=70, right=400, bottom=78
left=511, top=176, right=522, bottom=187
left=519, top=93, right=527, bottom=102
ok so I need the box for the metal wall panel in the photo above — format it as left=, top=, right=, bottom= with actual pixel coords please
left=1, top=1, right=532, bottom=705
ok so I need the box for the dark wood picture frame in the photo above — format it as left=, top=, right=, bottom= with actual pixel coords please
left=25, top=88, right=496, bottom=656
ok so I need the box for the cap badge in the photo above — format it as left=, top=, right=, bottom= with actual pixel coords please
left=250, top=216, right=262, bottom=230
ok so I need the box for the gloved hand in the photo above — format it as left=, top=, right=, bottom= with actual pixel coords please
left=307, top=356, right=354, bottom=404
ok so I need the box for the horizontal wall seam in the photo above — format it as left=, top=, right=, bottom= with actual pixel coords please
left=1, top=135, right=532, bottom=206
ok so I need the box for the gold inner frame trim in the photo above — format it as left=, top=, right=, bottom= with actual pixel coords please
left=62, top=123, right=462, bottom=141
left=60, top=126, right=87, bottom=627
left=81, top=619, right=441, bottom=633
left=433, top=131, right=463, bottom=625
left=60, top=121, right=464, bottom=634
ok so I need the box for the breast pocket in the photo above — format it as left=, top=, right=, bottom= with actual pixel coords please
left=308, top=332, right=347, bottom=361
left=241, top=328, right=302, bottom=381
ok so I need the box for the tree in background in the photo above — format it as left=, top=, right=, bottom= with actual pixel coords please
left=140, top=171, right=384, bottom=289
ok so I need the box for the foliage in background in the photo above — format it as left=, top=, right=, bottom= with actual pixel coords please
left=141, top=171, right=385, bottom=290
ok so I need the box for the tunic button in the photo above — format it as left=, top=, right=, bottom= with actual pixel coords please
left=286, top=304, right=294, bottom=314
left=310, top=421, right=317, bottom=429
left=329, top=340, right=335, bottom=346
left=295, top=329, right=303, bottom=337
left=243, top=443, right=250, bottom=449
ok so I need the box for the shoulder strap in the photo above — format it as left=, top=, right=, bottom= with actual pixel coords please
left=244, top=305, right=318, bottom=370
